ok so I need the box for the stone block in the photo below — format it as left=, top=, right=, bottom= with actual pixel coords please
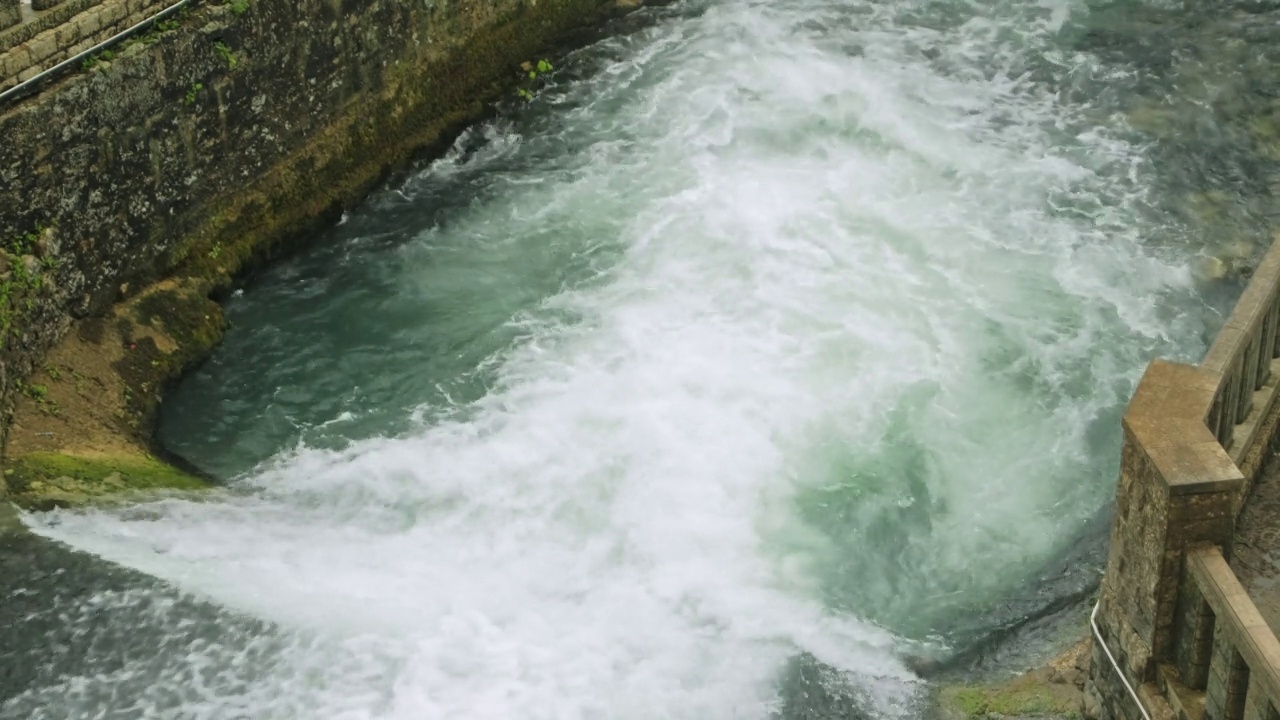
left=55, top=22, right=82, bottom=50
left=26, top=34, right=58, bottom=64
left=78, top=11, right=102, bottom=37
left=0, top=48, right=27, bottom=80
left=98, top=1, right=127, bottom=27
left=0, top=0, right=18, bottom=31
left=31, top=0, right=65, bottom=10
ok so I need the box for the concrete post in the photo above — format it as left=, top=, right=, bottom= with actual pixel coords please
left=1174, top=579, right=1215, bottom=691
left=1086, top=360, right=1244, bottom=720
left=1205, top=637, right=1248, bottom=720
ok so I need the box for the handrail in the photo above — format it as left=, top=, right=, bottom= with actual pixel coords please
left=1201, top=238, right=1280, bottom=453
left=0, top=0, right=197, bottom=106
left=1090, top=600, right=1153, bottom=720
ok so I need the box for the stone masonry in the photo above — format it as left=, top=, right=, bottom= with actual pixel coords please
left=1, top=0, right=176, bottom=91
left=1086, top=360, right=1243, bottom=720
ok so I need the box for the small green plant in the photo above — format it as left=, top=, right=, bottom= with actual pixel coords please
left=229, top=0, right=250, bottom=15
left=44, top=364, right=60, bottom=381
left=156, top=18, right=180, bottom=32
left=208, top=243, right=222, bottom=260
left=7, top=227, right=41, bottom=255
left=184, top=82, right=203, bottom=105
left=517, top=59, right=554, bottom=100
left=26, top=383, right=48, bottom=401
left=81, top=49, right=116, bottom=70
left=213, top=41, right=237, bottom=70
left=11, top=256, right=43, bottom=292
left=526, top=59, right=553, bottom=80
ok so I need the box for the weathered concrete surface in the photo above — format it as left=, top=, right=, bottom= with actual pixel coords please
left=1230, top=445, right=1280, bottom=638
left=0, top=0, right=630, bottom=503
left=934, top=639, right=1089, bottom=720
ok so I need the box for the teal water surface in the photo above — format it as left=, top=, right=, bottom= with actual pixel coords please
left=11, top=0, right=1280, bottom=717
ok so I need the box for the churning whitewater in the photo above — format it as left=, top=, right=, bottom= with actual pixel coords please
left=10, top=0, right=1225, bottom=717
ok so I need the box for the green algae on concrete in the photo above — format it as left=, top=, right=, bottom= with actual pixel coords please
left=4, top=451, right=209, bottom=510
left=935, top=641, right=1088, bottom=720
left=936, top=681, right=1081, bottom=720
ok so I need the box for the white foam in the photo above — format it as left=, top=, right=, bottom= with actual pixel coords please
left=20, top=0, right=1208, bottom=717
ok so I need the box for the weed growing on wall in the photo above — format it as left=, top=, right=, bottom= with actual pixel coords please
left=0, top=226, right=55, bottom=351
left=229, top=0, right=250, bottom=16
left=212, top=40, right=238, bottom=69
left=80, top=49, right=116, bottom=70
left=5, top=229, right=40, bottom=256
left=516, top=59, right=554, bottom=101
left=213, top=41, right=238, bottom=70
left=184, top=82, right=203, bottom=105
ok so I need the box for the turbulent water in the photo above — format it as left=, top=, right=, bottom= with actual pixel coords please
left=8, top=0, right=1280, bottom=717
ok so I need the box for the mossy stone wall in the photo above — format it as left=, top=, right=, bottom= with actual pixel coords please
left=0, top=0, right=618, bottom=460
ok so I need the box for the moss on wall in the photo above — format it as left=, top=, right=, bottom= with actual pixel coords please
left=0, top=0, right=631, bottom=504
left=5, top=451, right=207, bottom=510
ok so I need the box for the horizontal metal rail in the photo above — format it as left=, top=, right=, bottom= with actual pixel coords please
left=0, top=0, right=197, bottom=106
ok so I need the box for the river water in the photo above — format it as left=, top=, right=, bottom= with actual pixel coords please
left=7, top=0, right=1280, bottom=717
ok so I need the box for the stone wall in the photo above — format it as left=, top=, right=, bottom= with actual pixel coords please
left=1086, top=361, right=1243, bottom=720
left=0, top=0, right=622, bottom=471
left=1085, top=238, right=1280, bottom=720
left=1, top=0, right=180, bottom=92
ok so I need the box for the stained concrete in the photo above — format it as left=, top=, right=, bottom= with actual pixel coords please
left=1228, top=444, right=1280, bottom=637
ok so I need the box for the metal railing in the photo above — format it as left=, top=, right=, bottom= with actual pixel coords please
left=0, top=0, right=197, bottom=106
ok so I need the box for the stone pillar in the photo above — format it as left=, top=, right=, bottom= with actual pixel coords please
left=0, top=0, right=18, bottom=30
left=1086, top=360, right=1244, bottom=720
left=1205, top=637, right=1248, bottom=720
left=1174, top=580, right=1215, bottom=691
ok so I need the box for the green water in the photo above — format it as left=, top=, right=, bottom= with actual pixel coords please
left=7, top=0, right=1280, bottom=717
